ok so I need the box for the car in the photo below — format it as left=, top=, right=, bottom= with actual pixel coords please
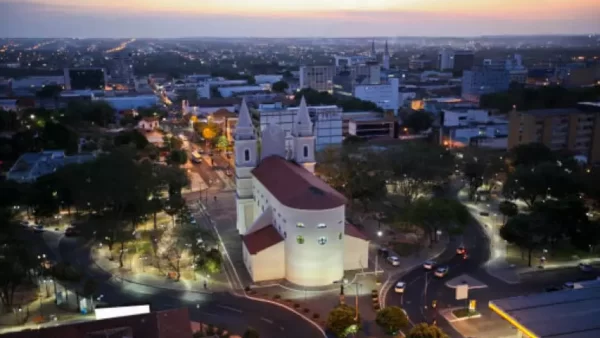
left=579, top=263, right=593, bottom=272
left=563, top=282, right=575, bottom=289
left=65, top=227, right=80, bottom=237
left=33, top=225, right=45, bottom=233
left=479, top=211, right=490, bottom=217
left=434, top=266, right=449, bottom=278
left=394, top=281, right=406, bottom=293
left=423, top=260, right=436, bottom=270
left=387, top=256, right=400, bottom=266
left=456, top=246, right=466, bottom=255
left=378, top=248, right=390, bottom=258
left=19, top=221, right=30, bottom=228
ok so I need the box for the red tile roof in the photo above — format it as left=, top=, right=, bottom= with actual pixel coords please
left=243, top=224, right=284, bottom=254
left=345, top=222, right=369, bottom=241
left=252, top=156, right=347, bottom=210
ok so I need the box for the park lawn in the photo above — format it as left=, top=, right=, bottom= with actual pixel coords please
left=452, top=308, right=480, bottom=318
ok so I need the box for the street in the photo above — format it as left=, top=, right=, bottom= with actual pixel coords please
left=21, top=228, right=323, bottom=338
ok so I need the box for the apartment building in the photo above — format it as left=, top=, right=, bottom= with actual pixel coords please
left=299, top=65, right=336, bottom=93
left=508, top=102, right=600, bottom=163
left=354, top=78, right=400, bottom=115
left=461, top=65, right=510, bottom=102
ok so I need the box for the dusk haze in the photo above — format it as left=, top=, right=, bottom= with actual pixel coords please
left=1, top=0, right=600, bottom=37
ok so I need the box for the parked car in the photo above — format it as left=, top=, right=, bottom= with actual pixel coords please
left=387, top=256, right=400, bottom=266
left=563, top=282, right=575, bottom=289
left=434, top=266, right=449, bottom=278
left=423, top=260, right=436, bottom=270
left=479, top=211, right=490, bottom=217
left=33, top=225, right=45, bottom=233
left=456, top=246, right=466, bottom=255
left=378, top=248, right=390, bottom=258
left=579, top=263, right=593, bottom=272
left=394, top=281, right=406, bottom=293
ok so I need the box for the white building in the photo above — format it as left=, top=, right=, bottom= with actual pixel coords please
left=254, top=74, right=283, bottom=84
left=196, top=83, right=211, bottom=99
left=259, top=104, right=343, bottom=151
left=299, top=65, right=336, bottom=93
left=218, top=85, right=268, bottom=98
left=334, top=56, right=370, bottom=67
left=235, top=98, right=369, bottom=286
left=137, top=117, right=160, bottom=131
left=442, top=109, right=509, bottom=149
left=438, top=50, right=454, bottom=70
left=354, top=78, right=400, bottom=115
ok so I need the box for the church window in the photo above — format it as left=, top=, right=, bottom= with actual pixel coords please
left=296, top=222, right=305, bottom=228
left=317, top=223, right=326, bottom=229
left=338, top=233, right=343, bottom=240
left=296, top=236, right=304, bottom=244
left=303, top=145, right=309, bottom=158
left=318, top=237, right=327, bottom=245
left=244, top=149, right=250, bottom=162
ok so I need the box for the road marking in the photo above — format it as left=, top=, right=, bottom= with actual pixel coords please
left=260, top=317, right=274, bottom=324
left=217, top=305, right=242, bottom=313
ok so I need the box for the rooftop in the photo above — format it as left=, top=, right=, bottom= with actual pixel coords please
left=489, top=287, right=600, bottom=338
left=243, top=224, right=284, bottom=254
left=252, top=155, right=347, bottom=210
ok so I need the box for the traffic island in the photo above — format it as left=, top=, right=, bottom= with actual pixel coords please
left=445, top=307, right=482, bottom=322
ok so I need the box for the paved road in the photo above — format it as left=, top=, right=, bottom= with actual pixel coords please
left=23, top=229, right=323, bottom=338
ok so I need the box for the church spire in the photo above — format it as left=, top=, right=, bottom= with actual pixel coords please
left=292, top=96, right=312, bottom=137
left=236, top=98, right=254, bottom=140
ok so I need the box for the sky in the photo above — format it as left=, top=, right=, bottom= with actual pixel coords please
left=1, top=0, right=600, bottom=38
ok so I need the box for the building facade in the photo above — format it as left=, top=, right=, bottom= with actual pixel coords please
left=354, top=78, right=400, bottom=115
left=108, top=52, right=134, bottom=86
left=461, top=65, right=510, bottom=102
left=259, top=104, right=343, bottom=151
left=507, top=103, right=600, bottom=163
left=299, top=65, right=336, bottom=93
left=235, top=98, right=369, bottom=286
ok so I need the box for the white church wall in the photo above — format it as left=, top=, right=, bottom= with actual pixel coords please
left=236, top=199, right=255, bottom=234
left=343, top=235, right=369, bottom=271
left=278, top=203, right=345, bottom=286
left=245, top=242, right=286, bottom=282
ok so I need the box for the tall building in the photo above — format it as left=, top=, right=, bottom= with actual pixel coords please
left=354, top=78, right=400, bottom=115
left=461, top=65, right=510, bottom=102
left=507, top=102, right=600, bottom=163
left=438, top=49, right=474, bottom=72
left=108, top=52, right=134, bottom=86
left=382, top=40, right=391, bottom=70
left=371, top=40, right=376, bottom=59
left=259, top=102, right=343, bottom=150
left=299, top=65, right=335, bottom=93
left=235, top=98, right=369, bottom=286
left=64, top=68, right=107, bottom=91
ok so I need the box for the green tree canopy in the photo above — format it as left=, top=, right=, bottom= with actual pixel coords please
left=402, top=111, right=433, bottom=133
left=168, top=149, right=188, bottom=166
left=403, top=197, right=469, bottom=242
left=271, top=80, right=289, bottom=93
left=326, top=304, right=360, bottom=338
left=375, top=306, right=409, bottom=335
left=498, top=200, right=518, bottom=224
left=406, top=323, right=449, bottom=338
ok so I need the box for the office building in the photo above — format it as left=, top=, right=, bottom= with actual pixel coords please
left=333, top=63, right=381, bottom=97
left=507, top=102, right=600, bottom=163
left=408, top=55, right=433, bottom=70
left=461, top=65, right=510, bottom=102
left=441, top=109, right=509, bottom=149
left=64, top=68, right=107, bottom=91
left=382, top=41, right=391, bottom=70
left=254, top=74, right=284, bottom=84
left=438, top=49, right=475, bottom=72
left=344, top=113, right=395, bottom=139
left=334, top=55, right=370, bottom=67
left=234, top=99, right=369, bottom=286
left=218, top=85, right=268, bottom=98
left=108, top=52, right=134, bottom=86
left=354, top=78, right=400, bottom=115
left=259, top=102, right=343, bottom=151
left=299, top=65, right=336, bottom=93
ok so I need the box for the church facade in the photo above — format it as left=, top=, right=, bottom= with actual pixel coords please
left=234, top=98, right=370, bottom=287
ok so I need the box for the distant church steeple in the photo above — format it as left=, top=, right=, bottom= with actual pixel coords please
left=383, top=40, right=390, bottom=70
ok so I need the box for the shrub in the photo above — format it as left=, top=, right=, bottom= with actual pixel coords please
left=303, top=308, right=310, bottom=313
left=312, top=313, right=320, bottom=319
left=294, top=303, right=301, bottom=309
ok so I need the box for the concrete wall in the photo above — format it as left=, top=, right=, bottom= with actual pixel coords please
left=245, top=242, right=286, bottom=282
left=343, top=235, right=369, bottom=271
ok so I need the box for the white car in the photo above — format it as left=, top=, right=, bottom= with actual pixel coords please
left=387, top=256, right=400, bottom=266
left=394, top=281, right=406, bottom=293
left=456, top=246, right=466, bottom=255
left=423, top=260, right=436, bottom=270
left=434, top=266, right=449, bottom=278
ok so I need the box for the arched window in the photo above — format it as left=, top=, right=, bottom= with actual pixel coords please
left=244, top=149, right=250, bottom=162
left=303, top=145, right=309, bottom=158
left=318, top=237, right=327, bottom=245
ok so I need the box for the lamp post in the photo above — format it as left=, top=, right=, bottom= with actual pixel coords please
left=375, top=231, right=383, bottom=277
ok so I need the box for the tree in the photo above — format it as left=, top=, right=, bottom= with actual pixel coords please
left=196, top=248, right=222, bottom=275
left=498, top=200, right=518, bottom=225
left=271, top=80, right=289, bottom=93
left=403, top=197, right=469, bottom=242
left=163, top=135, right=183, bottom=151
left=406, top=323, right=449, bottom=338
left=326, top=304, right=360, bottom=338
left=243, top=328, right=260, bottom=338
left=215, top=135, right=229, bottom=153
left=193, top=122, right=221, bottom=142
left=402, top=111, right=433, bottom=133
left=500, top=213, right=544, bottom=266
left=201, top=128, right=217, bottom=142
left=509, top=143, right=555, bottom=168
left=168, top=149, right=188, bottom=166
left=115, top=130, right=149, bottom=150
left=375, top=306, right=409, bottom=335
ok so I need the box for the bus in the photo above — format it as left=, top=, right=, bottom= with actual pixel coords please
left=191, top=151, right=202, bottom=164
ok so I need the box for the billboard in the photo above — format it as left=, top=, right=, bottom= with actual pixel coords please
left=95, top=304, right=150, bottom=320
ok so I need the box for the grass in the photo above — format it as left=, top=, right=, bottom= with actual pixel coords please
left=506, top=243, right=599, bottom=268
left=452, top=308, right=480, bottom=318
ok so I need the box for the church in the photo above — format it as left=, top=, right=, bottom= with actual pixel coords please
left=234, top=97, right=370, bottom=287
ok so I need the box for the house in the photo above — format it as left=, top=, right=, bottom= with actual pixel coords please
left=138, top=117, right=160, bottom=131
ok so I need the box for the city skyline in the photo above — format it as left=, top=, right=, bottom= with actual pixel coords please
left=1, top=0, right=600, bottom=38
